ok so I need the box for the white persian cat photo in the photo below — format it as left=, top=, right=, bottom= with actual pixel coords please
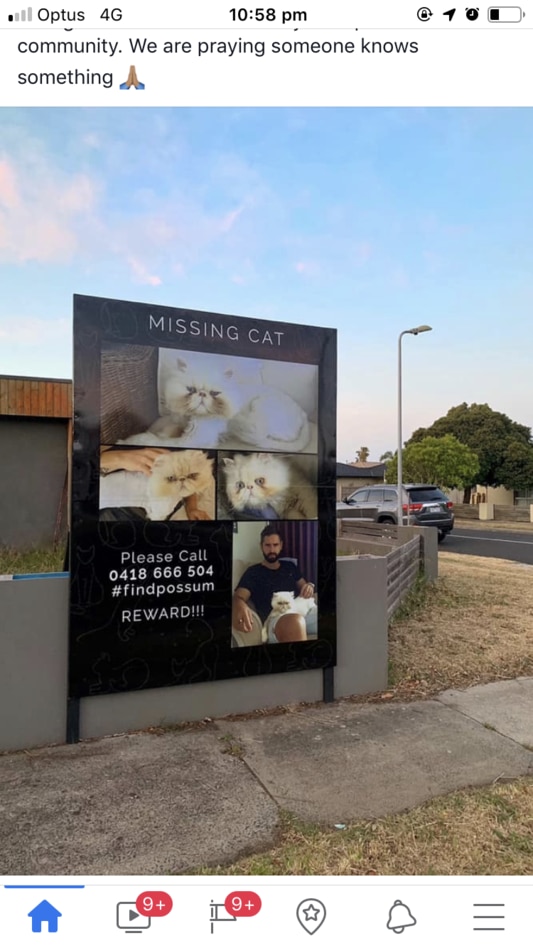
left=145, top=449, right=215, bottom=520
left=99, top=449, right=215, bottom=521
left=120, top=355, right=314, bottom=452
left=269, top=590, right=317, bottom=618
left=261, top=590, right=317, bottom=640
left=220, top=452, right=317, bottom=520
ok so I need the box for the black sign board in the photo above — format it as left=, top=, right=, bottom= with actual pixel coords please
left=69, top=294, right=336, bottom=698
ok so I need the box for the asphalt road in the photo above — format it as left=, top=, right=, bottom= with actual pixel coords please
left=444, top=527, right=533, bottom=564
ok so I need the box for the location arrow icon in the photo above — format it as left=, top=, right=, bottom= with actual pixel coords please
left=297, top=899, right=326, bottom=935
left=443, top=8, right=456, bottom=18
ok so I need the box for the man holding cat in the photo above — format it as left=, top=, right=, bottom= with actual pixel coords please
left=232, top=524, right=316, bottom=645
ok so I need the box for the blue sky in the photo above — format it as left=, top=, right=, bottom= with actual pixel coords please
left=1, top=106, right=532, bottom=461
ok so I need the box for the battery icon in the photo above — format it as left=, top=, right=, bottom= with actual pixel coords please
left=488, top=6, right=524, bottom=20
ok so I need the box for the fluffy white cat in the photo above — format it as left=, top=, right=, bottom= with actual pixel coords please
left=99, top=449, right=215, bottom=521
left=262, top=590, right=317, bottom=642
left=220, top=452, right=317, bottom=520
left=119, top=356, right=314, bottom=452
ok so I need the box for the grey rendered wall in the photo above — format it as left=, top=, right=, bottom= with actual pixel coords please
left=335, top=556, right=388, bottom=697
left=0, top=559, right=388, bottom=751
left=0, top=418, right=68, bottom=548
left=0, top=577, right=69, bottom=750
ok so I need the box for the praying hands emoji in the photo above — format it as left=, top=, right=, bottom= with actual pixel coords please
left=120, top=65, right=145, bottom=89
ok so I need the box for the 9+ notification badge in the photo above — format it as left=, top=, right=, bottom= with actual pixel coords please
left=116, top=891, right=173, bottom=934
left=210, top=891, right=262, bottom=934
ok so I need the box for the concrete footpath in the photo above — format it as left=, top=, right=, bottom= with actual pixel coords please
left=1, top=678, right=532, bottom=875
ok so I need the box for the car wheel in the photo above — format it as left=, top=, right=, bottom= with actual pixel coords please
left=379, top=517, right=396, bottom=524
left=438, top=531, right=447, bottom=543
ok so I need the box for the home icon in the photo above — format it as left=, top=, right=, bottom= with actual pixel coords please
left=28, top=900, right=62, bottom=933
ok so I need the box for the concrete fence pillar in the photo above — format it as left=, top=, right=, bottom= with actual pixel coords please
left=335, top=556, right=388, bottom=698
left=479, top=503, right=495, bottom=521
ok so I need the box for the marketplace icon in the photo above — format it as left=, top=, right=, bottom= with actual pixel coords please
left=120, top=65, right=145, bottom=89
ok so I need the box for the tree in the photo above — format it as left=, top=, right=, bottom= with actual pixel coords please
left=355, top=446, right=370, bottom=462
left=409, top=403, right=532, bottom=497
left=379, top=450, right=394, bottom=462
left=385, top=435, right=479, bottom=489
left=498, top=441, right=533, bottom=493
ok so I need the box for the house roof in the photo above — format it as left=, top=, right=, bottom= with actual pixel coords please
left=336, top=461, right=386, bottom=478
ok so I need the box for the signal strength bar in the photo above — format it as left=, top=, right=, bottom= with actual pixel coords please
left=8, top=7, right=32, bottom=21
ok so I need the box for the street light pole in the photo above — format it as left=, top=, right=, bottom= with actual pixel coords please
left=397, top=325, right=433, bottom=528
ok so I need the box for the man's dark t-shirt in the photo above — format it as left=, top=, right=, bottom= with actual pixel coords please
left=236, top=561, right=303, bottom=623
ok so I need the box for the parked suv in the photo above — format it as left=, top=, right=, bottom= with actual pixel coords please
left=338, top=484, right=454, bottom=542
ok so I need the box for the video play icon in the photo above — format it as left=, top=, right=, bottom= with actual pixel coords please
left=116, top=902, right=151, bottom=931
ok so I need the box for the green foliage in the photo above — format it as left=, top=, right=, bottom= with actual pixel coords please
left=386, top=435, right=479, bottom=489
left=410, top=403, right=533, bottom=488
left=356, top=446, right=370, bottom=462
left=498, top=441, right=533, bottom=492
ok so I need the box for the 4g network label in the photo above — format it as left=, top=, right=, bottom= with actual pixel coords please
left=69, top=293, right=336, bottom=699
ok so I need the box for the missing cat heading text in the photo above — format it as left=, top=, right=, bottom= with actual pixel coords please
left=149, top=314, right=285, bottom=347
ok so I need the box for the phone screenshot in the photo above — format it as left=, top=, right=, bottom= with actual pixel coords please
left=0, top=1, right=531, bottom=944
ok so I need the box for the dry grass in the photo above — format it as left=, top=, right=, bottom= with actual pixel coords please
left=454, top=518, right=533, bottom=533
left=200, top=778, right=533, bottom=876
left=199, top=554, right=533, bottom=877
left=0, top=546, right=65, bottom=575
left=386, top=553, right=533, bottom=701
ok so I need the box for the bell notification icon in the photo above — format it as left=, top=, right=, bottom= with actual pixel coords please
left=386, top=900, right=417, bottom=934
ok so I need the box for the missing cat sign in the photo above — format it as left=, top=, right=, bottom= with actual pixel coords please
left=69, top=294, right=336, bottom=698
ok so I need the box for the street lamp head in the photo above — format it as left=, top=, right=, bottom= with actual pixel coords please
left=409, top=324, right=432, bottom=335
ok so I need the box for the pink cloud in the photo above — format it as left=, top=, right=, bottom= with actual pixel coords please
left=219, top=205, right=245, bottom=233
left=0, top=140, right=258, bottom=280
left=0, top=157, right=97, bottom=263
left=0, top=160, right=20, bottom=209
left=59, top=174, right=97, bottom=213
left=143, top=216, right=177, bottom=244
left=127, top=256, right=162, bottom=286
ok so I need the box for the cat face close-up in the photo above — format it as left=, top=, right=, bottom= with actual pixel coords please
left=163, top=358, right=239, bottom=420
left=148, top=450, right=214, bottom=501
left=222, top=453, right=291, bottom=509
left=271, top=591, right=295, bottom=613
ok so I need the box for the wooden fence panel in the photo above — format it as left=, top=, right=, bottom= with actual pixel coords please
left=385, top=538, right=420, bottom=619
left=337, top=521, right=422, bottom=620
left=494, top=505, right=530, bottom=522
left=453, top=504, right=479, bottom=519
